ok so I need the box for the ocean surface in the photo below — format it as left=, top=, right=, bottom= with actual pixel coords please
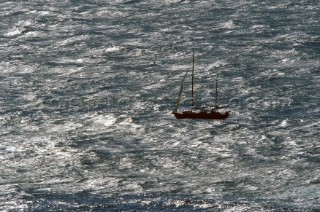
left=1, top=0, right=319, bottom=211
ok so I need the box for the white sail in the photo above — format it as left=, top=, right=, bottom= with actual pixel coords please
left=178, top=95, right=185, bottom=104
left=174, top=70, right=188, bottom=113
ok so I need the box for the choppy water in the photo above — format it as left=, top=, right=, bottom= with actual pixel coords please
left=1, top=0, right=319, bottom=211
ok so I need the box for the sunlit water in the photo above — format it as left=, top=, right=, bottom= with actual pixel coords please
left=0, top=0, right=319, bottom=211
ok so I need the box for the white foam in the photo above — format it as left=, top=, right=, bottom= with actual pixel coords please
left=104, top=46, right=123, bottom=52
left=47, top=121, right=83, bottom=133
left=220, top=20, right=237, bottom=29
left=251, top=24, right=269, bottom=29
left=92, top=114, right=116, bottom=127
left=5, top=28, right=23, bottom=37
left=279, top=119, right=288, bottom=128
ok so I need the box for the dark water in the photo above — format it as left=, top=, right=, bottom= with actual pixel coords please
left=0, top=0, right=319, bottom=211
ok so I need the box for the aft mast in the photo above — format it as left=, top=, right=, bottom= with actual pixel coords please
left=191, top=50, right=195, bottom=108
left=215, top=73, right=218, bottom=109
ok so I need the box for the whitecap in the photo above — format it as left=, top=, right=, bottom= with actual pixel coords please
left=251, top=24, right=269, bottom=29
left=47, top=121, right=83, bottom=133
left=104, top=46, right=123, bottom=52
left=279, top=119, right=288, bottom=128
left=220, top=20, right=237, bottom=29
left=93, top=114, right=117, bottom=127
left=4, top=27, right=23, bottom=37
left=205, top=61, right=228, bottom=71
left=259, top=69, right=285, bottom=78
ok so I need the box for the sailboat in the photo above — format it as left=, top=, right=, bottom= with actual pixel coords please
left=172, top=51, right=230, bottom=120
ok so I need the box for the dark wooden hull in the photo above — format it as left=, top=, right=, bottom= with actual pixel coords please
left=173, top=111, right=229, bottom=120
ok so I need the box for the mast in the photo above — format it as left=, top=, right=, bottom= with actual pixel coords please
left=191, top=51, right=195, bottom=107
left=215, top=74, right=218, bottom=109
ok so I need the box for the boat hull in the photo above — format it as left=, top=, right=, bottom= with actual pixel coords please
left=173, top=111, right=229, bottom=120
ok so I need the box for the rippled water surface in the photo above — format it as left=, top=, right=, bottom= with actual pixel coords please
left=0, top=0, right=319, bottom=211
